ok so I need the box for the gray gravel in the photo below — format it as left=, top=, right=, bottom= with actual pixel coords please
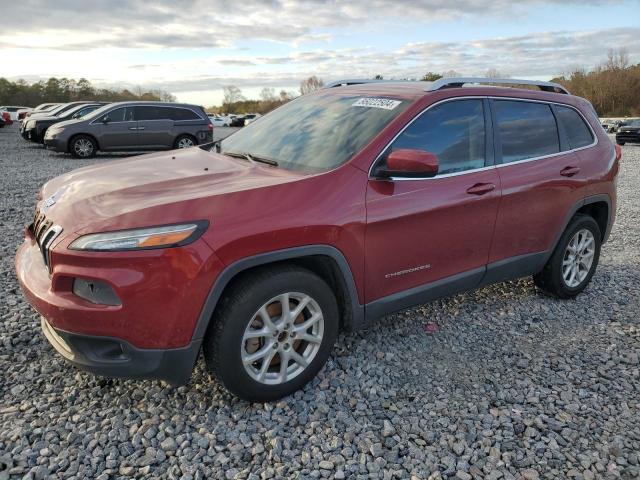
left=1, top=124, right=639, bottom=480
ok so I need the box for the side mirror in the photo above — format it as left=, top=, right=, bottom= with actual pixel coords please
left=379, top=149, right=439, bottom=178
left=101, top=115, right=110, bottom=124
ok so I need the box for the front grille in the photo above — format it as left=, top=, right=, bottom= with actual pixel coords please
left=31, top=208, right=63, bottom=271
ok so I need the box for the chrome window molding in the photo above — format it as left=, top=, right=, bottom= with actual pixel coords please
left=369, top=95, right=599, bottom=182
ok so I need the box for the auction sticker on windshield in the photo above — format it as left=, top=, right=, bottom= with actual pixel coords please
left=352, top=98, right=402, bottom=110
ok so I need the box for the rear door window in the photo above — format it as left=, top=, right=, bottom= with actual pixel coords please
left=494, top=100, right=560, bottom=163
left=555, top=105, right=594, bottom=149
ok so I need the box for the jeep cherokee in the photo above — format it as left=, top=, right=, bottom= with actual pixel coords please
left=16, top=78, right=620, bottom=401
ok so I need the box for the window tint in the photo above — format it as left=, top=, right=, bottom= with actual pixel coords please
left=103, top=107, right=133, bottom=122
left=555, top=106, right=594, bottom=149
left=135, top=106, right=172, bottom=121
left=382, top=99, right=486, bottom=175
left=494, top=100, right=559, bottom=163
left=169, top=108, right=200, bottom=121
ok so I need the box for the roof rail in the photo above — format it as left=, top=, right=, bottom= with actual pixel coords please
left=426, top=77, right=570, bottom=94
left=324, top=79, right=409, bottom=88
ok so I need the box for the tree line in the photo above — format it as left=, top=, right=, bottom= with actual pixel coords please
left=0, top=77, right=176, bottom=107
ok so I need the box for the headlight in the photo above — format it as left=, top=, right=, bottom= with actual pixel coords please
left=69, top=222, right=208, bottom=251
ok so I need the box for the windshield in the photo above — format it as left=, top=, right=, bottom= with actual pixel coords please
left=220, top=92, right=409, bottom=173
left=629, top=119, right=640, bottom=127
left=46, top=103, right=72, bottom=116
left=60, top=104, right=95, bottom=118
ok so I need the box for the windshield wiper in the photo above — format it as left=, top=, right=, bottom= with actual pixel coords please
left=223, top=151, right=279, bottom=167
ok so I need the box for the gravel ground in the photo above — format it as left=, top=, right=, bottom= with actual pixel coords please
left=1, top=124, right=639, bottom=480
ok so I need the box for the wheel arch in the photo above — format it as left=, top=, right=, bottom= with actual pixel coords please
left=67, top=132, right=100, bottom=153
left=546, top=194, right=612, bottom=264
left=191, top=246, right=365, bottom=345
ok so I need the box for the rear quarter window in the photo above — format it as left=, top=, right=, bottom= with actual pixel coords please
left=494, top=100, right=560, bottom=163
left=555, top=105, right=594, bottom=149
left=169, top=108, right=200, bottom=121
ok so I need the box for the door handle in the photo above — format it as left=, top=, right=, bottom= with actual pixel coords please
left=138, top=127, right=145, bottom=130
left=560, top=166, right=580, bottom=177
left=128, top=127, right=138, bottom=130
left=466, top=183, right=496, bottom=195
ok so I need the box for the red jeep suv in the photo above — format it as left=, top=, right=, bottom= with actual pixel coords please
left=16, top=78, right=620, bottom=401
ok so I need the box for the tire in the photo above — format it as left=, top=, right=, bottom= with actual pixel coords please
left=203, top=266, right=339, bottom=401
left=533, top=214, right=601, bottom=299
left=174, top=134, right=197, bottom=149
left=69, top=135, right=97, bottom=158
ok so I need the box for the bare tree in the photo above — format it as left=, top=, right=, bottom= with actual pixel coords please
left=299, top=76, right=324, bottom=95
left=485, top=68, right=506, bottom=79
left=260, top=87, right=277, bottom=102
left=223, top=85, right=245, bottom=104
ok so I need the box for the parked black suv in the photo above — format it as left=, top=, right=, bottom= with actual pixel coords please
left=616, top=119, right=640, bottom=145
left=43, top=102, right=214, bottom=158
left=22, top=103, right=107, bottom=143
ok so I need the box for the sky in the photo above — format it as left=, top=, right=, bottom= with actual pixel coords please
left=2, top=0, right=640, bottom=106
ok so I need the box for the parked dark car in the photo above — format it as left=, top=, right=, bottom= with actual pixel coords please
left=43, top=101, right=213, bottom=158
left=22, top=103, right=107, bottom=143
left=17, top=77, right=619, bottom=401
left=616, top=119, right=640, bottom=145
left=0, top=115, right=5, bottom=128
left=230, top=115, right=246, bottom=127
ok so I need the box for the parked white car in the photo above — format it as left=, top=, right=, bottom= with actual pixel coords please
left=207, top=114, right=231, bottom=127
left=243, top=113, right=261, bottom=126
left=0, top=106, right=31, bottom=121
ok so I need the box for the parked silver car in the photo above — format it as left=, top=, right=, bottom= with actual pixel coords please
left=43, top=101, right=213, bottom=158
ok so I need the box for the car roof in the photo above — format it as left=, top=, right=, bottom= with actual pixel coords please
left=323, top=79, right=580, bottom=105
left=103, top=101, right=202, bottom=109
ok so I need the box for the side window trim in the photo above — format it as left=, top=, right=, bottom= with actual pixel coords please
left=370, top=97, right=490, bottom=180
left=482, top=98, right=495, bottom=167
left=549, top=104, right=570, bottom=152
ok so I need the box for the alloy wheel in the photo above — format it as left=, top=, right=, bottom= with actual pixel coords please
left=562, top=228, right=595, bottom=288
left=74, top=138, right=94, bottom=157
left=241, top=292, right=324, bottom=385
left=177, top=137, right=195, bottom=148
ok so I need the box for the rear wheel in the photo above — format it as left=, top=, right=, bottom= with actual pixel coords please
left=203, top=266, right=339, bottom=401
left=174, top=134, right=196, bottom=149
left=69, top=135, right=97, bottom=158
left=534, top=214, right=601, bottom=298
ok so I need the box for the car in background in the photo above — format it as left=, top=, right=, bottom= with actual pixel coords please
left=0, top=106, right=31, bottom=121
left=44, top=101, right=213, bottom=158
left=615, top=118, right=640, bottom=145
left=243, top=113, right=261, bottom=126
left=23, top=103, right=61, bottom=119
left=207, top=114, right=231, bottom=127
left=22, top=102, right=108, bottom=143
left=0, top=114, right=6, bottom=128
left=17, top=108, right=33, bottom=120
left=25, top=101, right=94, bottom=121
left=229, top=115, right=245, bottom=127
left=1, top=111, right=13, bottom=126
left=601, top=120, right=616, bottom=133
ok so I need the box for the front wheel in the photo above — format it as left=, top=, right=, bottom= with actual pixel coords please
left=69, top=135, right=97, bottom=158
left=534, top=214, right=601, bottom=299
left=203, top=266, right=339, bottom=401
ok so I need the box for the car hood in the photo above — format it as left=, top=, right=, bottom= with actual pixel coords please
left=38, top=147, right=306, bottom=236
left=619, top=126, right=640, bottom=132
left=32, top=115, right=62, bottom=123
left=50, top=118, right=85, bottom=129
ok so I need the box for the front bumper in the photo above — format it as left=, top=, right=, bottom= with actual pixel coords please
left=16, top=224, right=224, bottom=383
left=44, top=136, right=67, bottom=152
left=41, top=317, right=199, bottom=386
